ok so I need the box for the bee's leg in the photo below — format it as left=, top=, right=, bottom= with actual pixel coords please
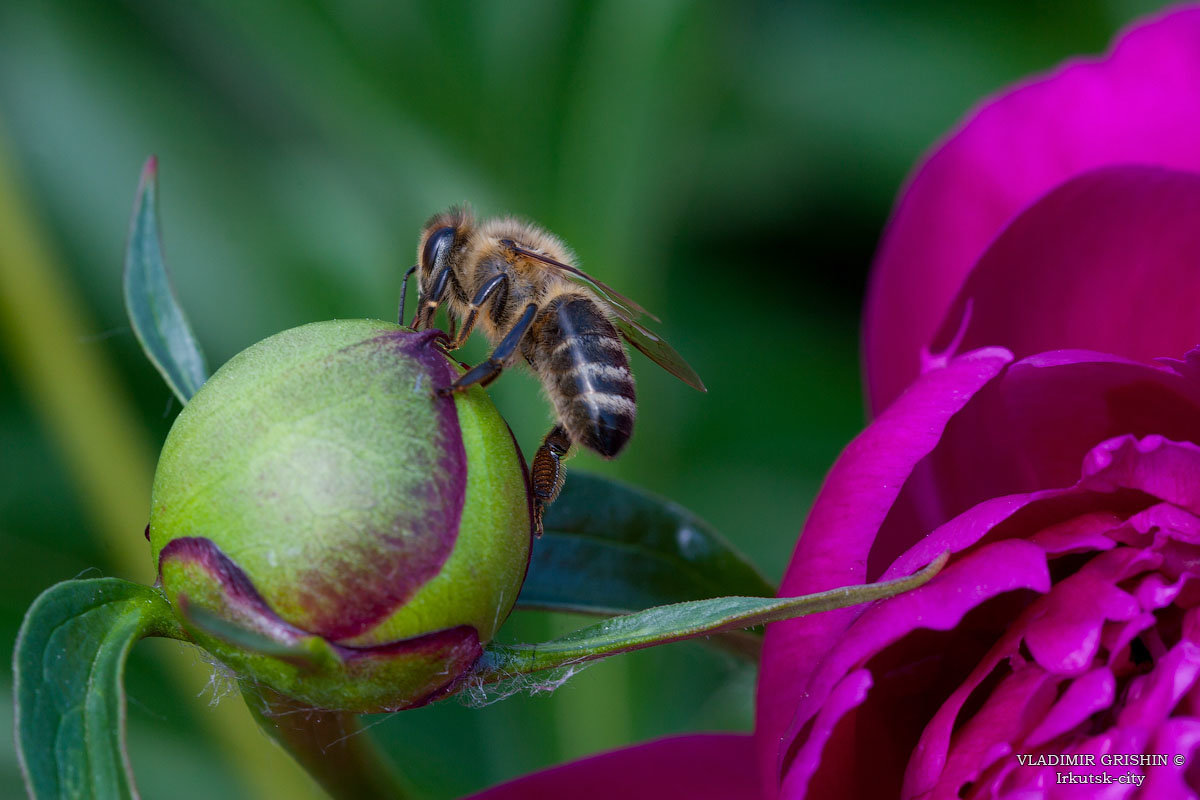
left=445, top=273, right=509, bottom=350
left=530, top=424, right=572, bottom=536
left=443, top=302, right=537, bottom=393
left=397, top=264, right=417, bottom=325
left=412, top=266, right=452, bottom=330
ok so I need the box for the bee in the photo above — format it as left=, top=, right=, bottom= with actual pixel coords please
left=399, top=206, right=706, bottom=531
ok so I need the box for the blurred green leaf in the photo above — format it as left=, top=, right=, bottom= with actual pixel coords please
left=14, top=577, right=182, bottom=800
left=123, top=157, right=209, bottom=404
left=520, top=473, right=774, bottom=615
left=477, top=551, right=947, bottom=686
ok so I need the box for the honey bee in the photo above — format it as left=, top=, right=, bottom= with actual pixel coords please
left=399, top=206, right=705, bottom=531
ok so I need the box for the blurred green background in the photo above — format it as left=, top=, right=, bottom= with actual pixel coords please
left=0, top=1, right=1168, bottom=797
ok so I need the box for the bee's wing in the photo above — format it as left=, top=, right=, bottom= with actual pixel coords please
left=503, top=240, right=706, bottom=392
left=501, top=240, right=660, bottom=322
left=613, top=317, right=707, bottom=393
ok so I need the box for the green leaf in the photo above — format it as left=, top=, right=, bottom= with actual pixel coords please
left=14, top=578, right=183, bottom=800
left=519, top=472, right=775, bottom=615
left=473, top=552, right=948, bottom=686
left=123, top=157, right=209, bottom=404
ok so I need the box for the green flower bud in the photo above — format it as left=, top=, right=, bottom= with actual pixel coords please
left=149, top=320, right=532, bottom=712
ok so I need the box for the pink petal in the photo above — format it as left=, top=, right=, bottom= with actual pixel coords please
left=757, top=349, right=1011, bottom=794
left=1082, top=435, right=1200, bottom=515
left=864, top=7, right=1200, bottom=414
left=904, top=620, right=1032, bottom=797
left=1138, top=719, right=1200, bottom=799
left=883, top=497, right=1119, bottom=585
left=903, top=550, right=1132, bottom=797
left=1185, top=607, right=1200, bottom=644
left=1116, top=640, right=1200, bottom=731
left=980, top=643, right=1200, bottom=799
left=1045, top=730, right=1144, bottom=800
left=1028, top=511, right=1122, bottom=556
left=1024, top=667, right=1116, bottom=749
left=775, top=540, right=1050, bottom=799
left=927, top=167, right=1200, bottom=378
left=977, top=729, right=1149, bottom=800
left=928, top=664, right=1060, bottom=800
left=1131, top=572, right=1185, bottom=611
left=1101, top=613, right=1156, bottom=669
left=1022, top=548, right=1145, bottom=674
left=465, top=734, right=759, bottom=800
left=1115, top=502, right=1200, bottom=547
left=878, top=354, right=1200, bottom=571
left=777, top=669, right=873, bottom=800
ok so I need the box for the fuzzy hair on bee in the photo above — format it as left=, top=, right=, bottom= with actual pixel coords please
left=404, top=205, right=704, bottom=531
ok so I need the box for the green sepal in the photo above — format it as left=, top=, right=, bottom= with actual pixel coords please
left=124, top=157, right=209, bottom=404
left=179, top=602, right=340, bottom=670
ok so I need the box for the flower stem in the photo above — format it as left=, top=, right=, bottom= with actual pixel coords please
left=243, top=687, right=412, bottom=800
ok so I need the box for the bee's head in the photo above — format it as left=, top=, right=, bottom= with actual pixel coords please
left=417, top=206, right=475, bottom=287
left=410, top=207, right=476, bottom=328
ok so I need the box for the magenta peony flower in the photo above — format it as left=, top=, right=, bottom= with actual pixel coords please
left=476, top=6, right=1200, bottom=798
left=761, top=5, right=1200, bottom=798
left=759, top=349, right=1200, bottom=798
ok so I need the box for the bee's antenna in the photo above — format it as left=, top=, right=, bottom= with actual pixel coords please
left=398, top=264, right=417, bottom=326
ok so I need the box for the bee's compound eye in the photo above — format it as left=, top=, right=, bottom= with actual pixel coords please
left=422, top=226, right=457, bottom=271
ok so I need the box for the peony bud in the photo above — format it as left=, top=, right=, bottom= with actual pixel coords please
left=148, top=320, right=532, bottom=712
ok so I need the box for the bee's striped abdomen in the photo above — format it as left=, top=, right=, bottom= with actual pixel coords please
left=538, top=297, right=636, bottom=458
